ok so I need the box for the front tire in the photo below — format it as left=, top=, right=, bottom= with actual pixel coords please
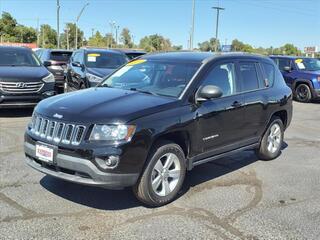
left=133, top=142, right=186, bottom=207
left=295, top=84, right=312, bottom=103
left=256, top=117, right=284, bottom=160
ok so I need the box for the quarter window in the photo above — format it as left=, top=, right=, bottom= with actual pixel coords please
left=261, top=63, right=275, bottom=86
left=239, top=62, right=259, bottom=91
left=201, top=63, right=237, bottom=97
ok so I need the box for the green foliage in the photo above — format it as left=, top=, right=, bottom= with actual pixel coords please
left=87, top=31, right=106, bottom=47
left=39, top=24, right=57, bottom=48
left=198, top=38, right=220, bottom=52
left=60, top=23, right=84, bottom=49
left=139, top=34, right=172, bottom=52
left=0, top=12, right=37, bottom=43
left=120, top=28, right=133, bottom=48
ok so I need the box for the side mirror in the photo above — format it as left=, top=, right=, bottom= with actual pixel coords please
left=196, top=85, right=223, bottom=102
left=43, top=61, right=52, bottom=67
left=283, top=66, right=292, bottom=72
left=72, top=61, right=82, bottom=68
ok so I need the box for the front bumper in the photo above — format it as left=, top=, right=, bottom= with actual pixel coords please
left=24, top=141, right=139, bottom=189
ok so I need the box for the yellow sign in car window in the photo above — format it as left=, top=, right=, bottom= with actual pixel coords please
left=127, top=59, right=146, bottom=66
left=88, top=53, right=101, bottom=57
left=295, top=59, right=303, bottom=64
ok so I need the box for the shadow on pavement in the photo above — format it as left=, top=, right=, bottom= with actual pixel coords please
left=0, top=108, right=34, bottom=118
left=40, top=145, right=288, bottom=210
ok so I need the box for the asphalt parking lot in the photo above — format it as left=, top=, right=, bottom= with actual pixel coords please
left=0, top=101, right=319, bottom=240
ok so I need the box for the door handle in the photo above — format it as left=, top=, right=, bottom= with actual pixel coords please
left=231, top=101, right=242, bottom=108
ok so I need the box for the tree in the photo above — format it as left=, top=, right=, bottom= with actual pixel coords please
left=139, top=34, right=172, bottom=52
left=120, top=27, right=133, bottom=48
left=87, top=31, right=106, bottom=47
left=15, top=25, right=37, bottom=43
left=105, top=33, right=115, bottom=48
left=39, top=24, right=56, bottom=48
left=231, top=39, right=254, bottom=52
left=172, top=45, right=183, bottom=51
left=60, top=23, right=84, bottom=49
left=198, top=38, right=220, bottom=52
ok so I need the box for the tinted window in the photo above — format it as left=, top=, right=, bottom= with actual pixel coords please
left=102, top=60, right=200, bottom=98
left=239, top=62, right=259, bottom=91
left=261, top=62, right=275, bottom=86
left=0, top=48, right=41, bottom=66
left=278, top=58, right=291, bottom=71
left=72, top=52, right=82, bottom=63
left=201, top=63, right=237, bottom=97
left=85, top=52, right=127, bottom=69
left=50, top=51, right=72, bottom=62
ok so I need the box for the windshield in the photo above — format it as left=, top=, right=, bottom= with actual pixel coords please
left=0, top=48, right=41, bottom=67
left=50, top=51, right=72, bottom=62
left=100, top=59, right=200, bottom=98
left=295, top=58, right=320, bottom=71
left=85, top=52, right=127, bottom=69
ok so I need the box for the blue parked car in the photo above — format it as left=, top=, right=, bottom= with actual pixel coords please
left=270, top=55, right=320, bottom=102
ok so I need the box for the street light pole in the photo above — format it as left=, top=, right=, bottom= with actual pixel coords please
left=57, top=0, right=60, bottom=48
left=66, top=25, right=69, bottom=50
left=190, top=0, right=195, bottom=50
left=212, top=6, right=225, bottom=52
left=75, top=2, right=89, bottom=49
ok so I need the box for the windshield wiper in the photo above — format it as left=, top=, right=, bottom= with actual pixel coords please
left=129, top=88, right=156, bottom=96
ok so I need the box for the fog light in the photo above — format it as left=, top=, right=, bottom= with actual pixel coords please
left=43, top=91, right=56, bottom=96
left=95, top=155, right=119, bottom=169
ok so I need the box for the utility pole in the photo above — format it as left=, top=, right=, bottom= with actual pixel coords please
left=109, top=21, right=115, bottom=48
left=212, top=6, right=225, bottom=52
left=57, top=0, right=60, bottom=48
left=36, top=17, right=40, bottom=47
left=190, top=0, right=195, bottom=50
left=66, top=25, right=69, bottom=50
left=75, top=2, right=89, bottom=49
left=91, top=28, right=95, bottom=38
left=115, top=25, right=119, bottom=47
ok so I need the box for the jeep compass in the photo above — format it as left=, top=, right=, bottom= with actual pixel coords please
left=24, top=52, right=292, bottom=206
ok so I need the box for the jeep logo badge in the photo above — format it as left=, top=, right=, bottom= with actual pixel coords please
left=16, top=82, right=26, bottom=88
left=53, top=113, right=63, bottom=119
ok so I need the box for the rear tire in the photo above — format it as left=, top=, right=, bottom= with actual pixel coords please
left=133, top=141, right=186, bottom=207
left=256, top=117, right=284, bottom=161
left=295, top=83, right=312, bottom=103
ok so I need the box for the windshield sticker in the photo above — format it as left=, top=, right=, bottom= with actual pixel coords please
left=297, top=62, right=305, bottom=69
left=295, top=59, right=303, bottom=64
left=87, top=56, right=97, bottom=62
left=127, top=59, right=146, bottom=66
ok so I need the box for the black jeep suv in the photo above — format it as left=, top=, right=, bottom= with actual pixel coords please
left=24, top=52, right=292, bottom=206
left=0, top=46, right=55, bottom=108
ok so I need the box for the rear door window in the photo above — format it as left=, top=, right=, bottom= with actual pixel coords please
left=239, top=62, right=260, bottom=92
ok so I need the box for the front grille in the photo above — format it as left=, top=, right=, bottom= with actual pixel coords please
left=0, top=81, right=44, bottom=93
left=31, top=114, right=86, bottom=146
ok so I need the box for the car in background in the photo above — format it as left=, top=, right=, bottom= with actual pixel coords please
left=65, top=48, right=128, bottom=92
left=270, top=55, right=320, bottom=102
left=114, top=49, right=146, bottom=60
left=36, top=49, right=73, bottom=93
left=0, top=46, right=55, bottom=108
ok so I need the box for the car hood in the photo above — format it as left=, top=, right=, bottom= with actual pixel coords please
left=87, top=68, right=115, bottom=78
left=36, top=87, right=178, bottom=124
left=0, top=66, right=49, bottom=81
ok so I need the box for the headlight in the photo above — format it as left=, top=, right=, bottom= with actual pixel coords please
left=42, top=73, right=55, bottom=83
left=86, top=73, right=103, bottom=83
left=89, top=124, right=136, bottom=142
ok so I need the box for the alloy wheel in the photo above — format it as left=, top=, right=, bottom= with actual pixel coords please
left=267, top=123, right=282, bottom=153
left=151, top=153, right=181, bottom=197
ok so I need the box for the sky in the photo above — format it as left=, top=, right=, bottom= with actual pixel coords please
left=0, top=0, right=319, bottom=50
